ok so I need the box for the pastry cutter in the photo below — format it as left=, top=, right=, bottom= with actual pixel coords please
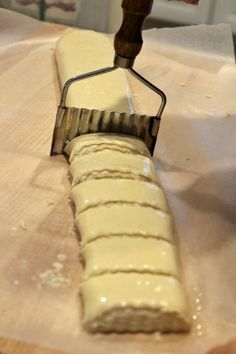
left=51, top=0, right=166, bottom=156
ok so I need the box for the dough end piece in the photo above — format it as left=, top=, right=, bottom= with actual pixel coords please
left=81, top=273, right=191, bottom=333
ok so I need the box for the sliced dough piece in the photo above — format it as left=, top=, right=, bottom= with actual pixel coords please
left=71, top=179, right=168, bottom=214
left=56, top=29, right=132, bottom=112
left=64, top=133, right=150, bottom=162
left=81, top=273, right=191, bottom=333
left=69, top=151, right=157, bottom=186
left=82, top=236, right=180, bottom=279
left=76, top=205, right=172, bottom=245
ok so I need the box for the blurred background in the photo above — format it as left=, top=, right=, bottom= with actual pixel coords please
left=0, top=0, right=235, bottom=38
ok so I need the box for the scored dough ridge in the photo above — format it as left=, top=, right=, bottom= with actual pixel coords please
left=65, top=133, right=151, bottom=162
left=71, top=179, right=168, bottom=214
left=82, top=268, right=180, bottom=279
left=81, top=236, right=180, bottom=280
left=71, top=169, right=157, bottom=186
left=69, top=150, right=158, bottom=186
left=75, top=200, right=168, bottom=214
left=76, top=204, right=173, bottom=245
left=70, top=144, right=150, bottom=161
left=79, top=234, right=175, bottom=246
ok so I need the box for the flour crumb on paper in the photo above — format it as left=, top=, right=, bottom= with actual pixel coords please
left=191, top=287, right=205, bottom=338
left=38, top=257, right=70, bottom=289
left=153, top=332, right=162, bottom=341
left=19, top=220, right=27, bottom=230
left=46, top=199, right=55, bottom=206
left=57, top=254, right=67, bottom=262
left=52, top=262, right=64, bottom=271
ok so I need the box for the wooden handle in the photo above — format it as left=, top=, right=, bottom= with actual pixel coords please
left=114, top=0, right=153, bottom=65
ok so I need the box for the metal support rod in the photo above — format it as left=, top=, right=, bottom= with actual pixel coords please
left=128, top=68, right=167, bottom=118
left=59, top=66, right=118, bottom=107
left=39, top=0, right=46, bottom=21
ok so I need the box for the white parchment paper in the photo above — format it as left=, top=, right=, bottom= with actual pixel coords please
left=0, top=8, right=236, bottom=354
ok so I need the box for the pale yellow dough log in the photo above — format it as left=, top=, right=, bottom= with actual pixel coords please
left=57, top=30, right=190, bottom=333
left=69, top=150, right=158, bottom=186
left=81, top=273, right=191, bottom=333
left=71, top=178, right=168, bottom=214
left=56, top=29, right=132, bottom=112
left=76, top=205, right=172, bottom=245
left=64, top=133, right=150, bottom=163
left=82, top=236, right=180, bottom=279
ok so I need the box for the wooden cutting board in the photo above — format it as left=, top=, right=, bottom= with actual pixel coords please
left=1, top=9, right=236, bottom=354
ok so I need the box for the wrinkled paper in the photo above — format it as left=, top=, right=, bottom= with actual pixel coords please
left=0, top=8, right=236, bottom=354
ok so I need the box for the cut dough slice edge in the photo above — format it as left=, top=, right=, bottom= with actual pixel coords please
left=69, top=150, right=158, bottom=186
left=64, top=133, right=151, bottom=162
left=81, top=236, right=180, bottom=279
left=81, top=273, right=191, bottom=333
left=71, top=178, right=168, bottom=214
left=76, top=204, right=172, bottom=245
